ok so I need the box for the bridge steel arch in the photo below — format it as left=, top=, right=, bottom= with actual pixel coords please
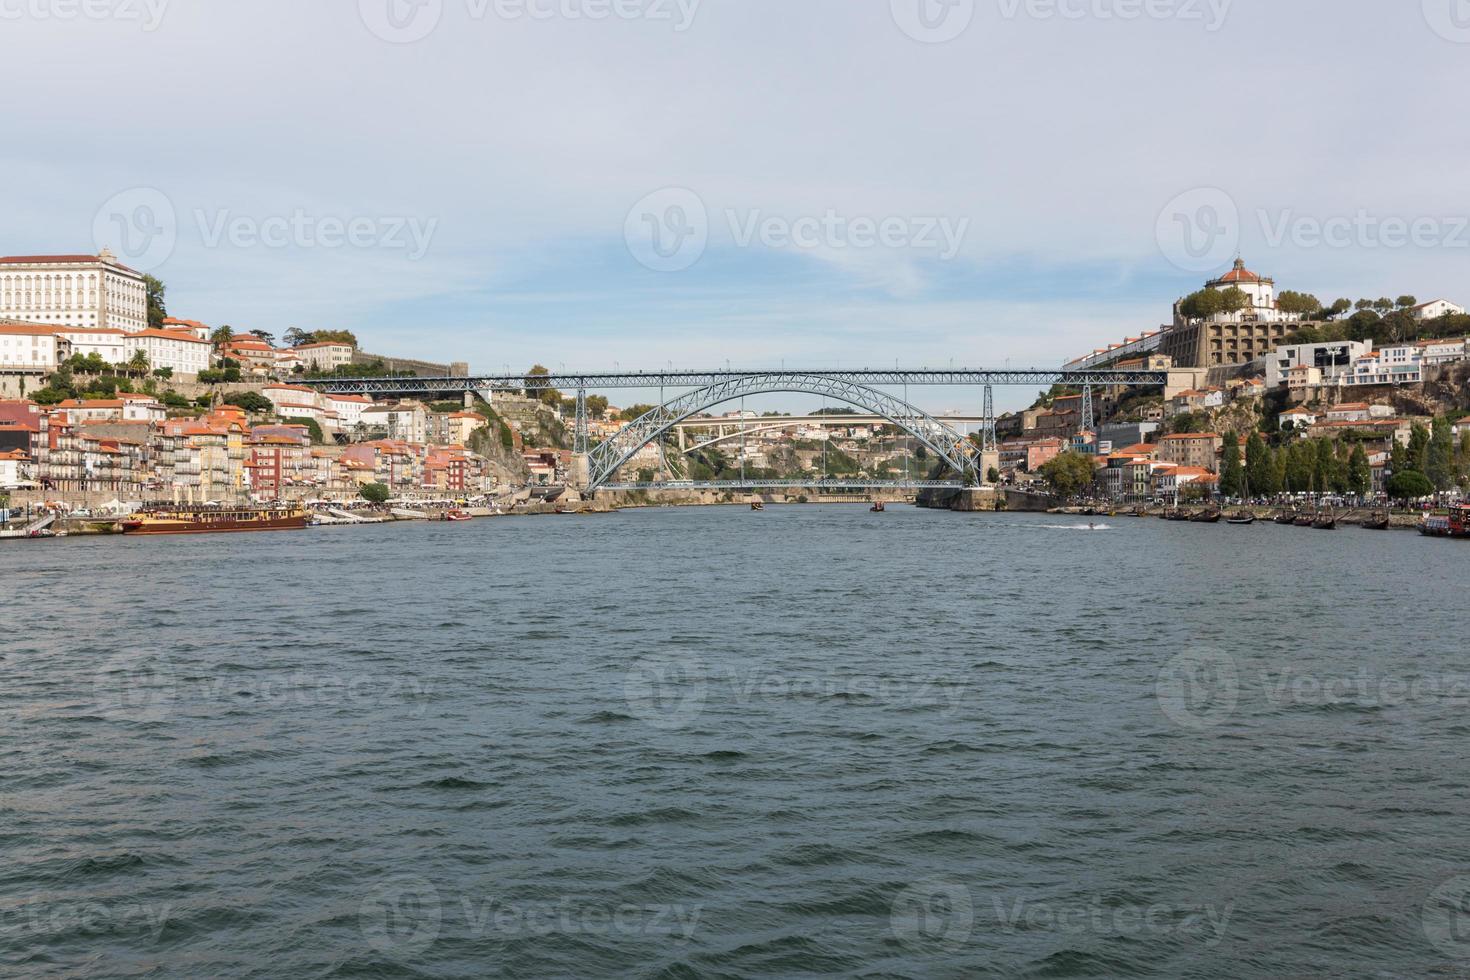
left=586, top=373, right=982, bottom=492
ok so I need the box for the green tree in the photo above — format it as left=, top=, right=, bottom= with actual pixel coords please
left=1313, top=437, right=1341, bottom=493
left=524, top=365, right=563, bottom=406
left=1396, top=295, right=1418, bottom=310
left=1323, top=298, right=1353, bottom=320
left=1285, top=441, right=1314, bottom=493
left=210, top=325, right=234, bottom=346
left=1220, top=432, right=1244, bottom=497
left=1347, top=443, right=1371, bottom=496
left=285, top=417, right=325, bottom=444
left=360, top=482, right=391, bottom=504
left=1039, top=451, right=1096, bottom=499
left=1427, top=417, right=1456, bottom=491
left=143, top=274, right=167, bottom=330
left=282, top=327, right=310, bottom=347
left=127, top=349, right=150, bottom=378
left=1386, top=470, right=1433, bottom=502
left=1245, top=433, right=1274, bottom=496
left=987, top=466, right=1001, bottom=484
left=249, top=329, right=275, bottom=347
left=224, top=391, right=274, bottom=414
left=1218, top=286, right=1250, bottom=314
left=1409, top=423, right=1432, bottom=475
left=619, top=404, right=656, bottom=421
left=1277, top=290, right=1322, bottom=318
left=1178, top=288, right=1225, bottom=321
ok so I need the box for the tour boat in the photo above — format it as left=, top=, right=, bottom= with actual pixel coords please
left=1293, top=513, right=1316, bottom=527
left=1361, top=511, right=1391, bottom=530
left=443, top=510, right=474, bottom=522
left=123, top=505, right=308, bottom=535
left=1227, top=514, right=1257, bottom=526
left=1189, top=509, right=1222, bottom=524
left=1420, top=505, right=1470, bottom=539
left=1274, top=511, right=1298, bottom=525
left=1313, top=513, right=1338, bottom=530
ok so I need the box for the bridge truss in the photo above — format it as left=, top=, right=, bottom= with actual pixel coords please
left=298, top=366, right=1168, bottom=495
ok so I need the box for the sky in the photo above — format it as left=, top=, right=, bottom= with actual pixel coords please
left=3, top=0, right=1469, bottom=412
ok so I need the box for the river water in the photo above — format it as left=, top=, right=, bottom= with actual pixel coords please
left=2, top=505, right=1469, bottom=977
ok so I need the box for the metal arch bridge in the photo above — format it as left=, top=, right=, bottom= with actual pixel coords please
left=585, top=373, right=992, bottom=492
left=297, top=367, right=1167, bottom=396
left=296, top=366, right=1168, bottom=493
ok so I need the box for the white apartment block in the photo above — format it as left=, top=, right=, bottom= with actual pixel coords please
left=327, top=393, right=373, bottom=429
left=125, top=329, right=213, bottom=377
left=0, top=322, right=66, bottom=370
left=0, top=250, right=149, bottom=332
left=58, top=327, right=127, bottom=364
left=1347, top=344, right=1423, bottom=386
left=293, top=341, right=355, bottom=371
left=1265, top=340, right=1373, bottom=389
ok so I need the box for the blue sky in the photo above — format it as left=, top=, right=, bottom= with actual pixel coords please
left=4, top=0, right=1469, bottom=411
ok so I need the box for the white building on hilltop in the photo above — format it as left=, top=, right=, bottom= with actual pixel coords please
left=1203, top=258, right=1292, bottom=323
left=0, top=250, right=149, bottom=333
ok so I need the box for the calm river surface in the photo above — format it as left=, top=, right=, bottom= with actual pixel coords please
left=3, top=505, right=1470, bottom=977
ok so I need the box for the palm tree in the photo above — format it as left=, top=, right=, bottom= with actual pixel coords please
left=128, top=350, right=150, bottom=379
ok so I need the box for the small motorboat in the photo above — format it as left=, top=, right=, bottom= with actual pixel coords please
left=750, top=501, right=765, bottom=512
left=444, top=510, right=474, bottom=522
left=870, top=501, right=886, bottom=513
